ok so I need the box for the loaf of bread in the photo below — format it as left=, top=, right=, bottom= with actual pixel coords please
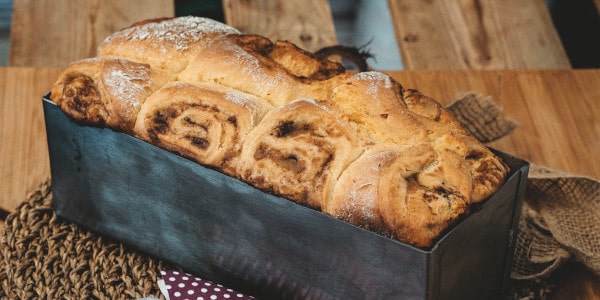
left=49, top=16, right=509, bottom=248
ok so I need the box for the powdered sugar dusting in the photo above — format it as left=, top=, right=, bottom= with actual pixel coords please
left=344, top=148, right=399, bottom=219
left=215, top=37, right=295, bottom=103
left=103, top=16, right=239, bottom=51
left=353, top=71, right=394, bottom=97
left=225, top=91, right=261, bottom=114
left=103, top=61, right=152, bottom=112
left=354, top=71, right=393, bottom=85
left=289, top=98, right=336, bottom=115
left=346, top=180, right=377, bottom=219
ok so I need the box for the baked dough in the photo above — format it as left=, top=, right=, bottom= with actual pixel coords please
left=134, top=81, right=272, bottom=176
left=50, top=57, right=169, bottom=134
left=97, top=17, right=240, bottom=79
left=178, top=34, right=348, bottom=106
left=236, top=99, right=363, bottom=209
left=50, top=16, right=509, bottom=248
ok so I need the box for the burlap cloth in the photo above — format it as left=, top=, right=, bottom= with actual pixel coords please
left=0, top=92, right=597, bottom=298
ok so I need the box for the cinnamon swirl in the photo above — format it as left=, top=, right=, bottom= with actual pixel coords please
left=327, top=143, right=473, bottom=248
left=236, top=99, right=363, bottom=209
left=50, top=57, right=169, bottom=134
left=134, top=81, right=272, bottom=175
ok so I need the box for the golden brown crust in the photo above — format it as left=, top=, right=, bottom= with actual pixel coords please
left=331, top=72, right=428, bottom=145
left=327, top=142, right=473, bottom=247
left=133, top=81, right=272, bottom=175
left=50, top=57, right=169, bottom=134
left=178, top=34, right=348, bottom=106
left=402, top=89, right=509, bottom=203
left=236, top=99, right=363, bottom=209
left=50, top=16, right=509, bottom=248
left=97, top=16, right=239, bottom=78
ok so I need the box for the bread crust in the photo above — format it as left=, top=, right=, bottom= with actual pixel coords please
left=50, top=57, right=169, bottom=134
left=97, top=17, right=239, bottom=78
left=50, top=17, right=509, bottom=248
left=236, top=99, right=363, bottom=209
left=134, top=81, right=272, bottom=175
left=178, top=34, right=348, bottom=106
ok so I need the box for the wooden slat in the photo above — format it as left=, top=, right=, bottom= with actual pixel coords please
left=387, top=0, right=571, bottom=70
left=0, top=67, right=62, bottom=212
left=8, top=0, right=175, bottom=68
left=386, top=70, right=600, bottom=180
left=222, top=0, right=337, bottom=52
left=499, top=70, right=600, bottom=177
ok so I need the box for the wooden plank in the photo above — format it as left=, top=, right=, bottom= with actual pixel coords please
left=0, top=67, right=62, bottom=212
left=386, top=69, right=600, bottom=180
left=494, top=69, right=600, bottom=178
left=8, top=0, right=175, bottom=68
left=387, top=0, right=571, bottom=69
left=222, top=0, right=337, bottom=51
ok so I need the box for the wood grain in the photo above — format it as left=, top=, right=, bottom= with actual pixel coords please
left=0, top=67, right=62, bottom=212
left=8, top=0, right=174, bottom=68
left=222, top=0, right=337, bottom=52
left=495, top=70, right=600, bottom=178
left=387, top=70, right=600, bottom=180
left=387, top=0, right=571, bottom=69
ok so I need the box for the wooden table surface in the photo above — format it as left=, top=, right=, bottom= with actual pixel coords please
left=1, top=67, right=599, bottom=298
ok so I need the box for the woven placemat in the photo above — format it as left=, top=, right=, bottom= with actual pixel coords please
left=0, top=179, right=170, bottom=299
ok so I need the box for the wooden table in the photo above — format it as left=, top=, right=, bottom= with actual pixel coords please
left=1, top=67, right=599, bottom=297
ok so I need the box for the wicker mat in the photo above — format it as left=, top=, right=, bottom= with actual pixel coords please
left=0, top=179, right=170, bottom=299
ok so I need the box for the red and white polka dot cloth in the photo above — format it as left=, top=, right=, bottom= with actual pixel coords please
left=158, top=270, right=255, bottom=300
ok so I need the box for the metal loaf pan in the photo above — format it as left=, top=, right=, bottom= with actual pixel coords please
left=43, top=95, right=529, bottom=299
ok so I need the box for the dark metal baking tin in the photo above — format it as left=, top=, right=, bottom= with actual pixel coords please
left=43, top=95, right=529, bottom=299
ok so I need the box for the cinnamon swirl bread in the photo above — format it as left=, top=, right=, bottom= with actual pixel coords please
left=134, top=81, right=272, bottom=176
left=236, top=99, right=363, bottom=209
left=50, top=57, right=169, bottom=134
left=49, top=16, right=509, bottom=248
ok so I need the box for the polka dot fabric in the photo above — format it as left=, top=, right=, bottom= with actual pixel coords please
left=160, top=270, right=255, bottom=300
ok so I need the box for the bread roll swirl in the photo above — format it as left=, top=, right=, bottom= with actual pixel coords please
left=326, top=143, right=473, bottom=247
left=134, top=81, right=272, bottom=175
left=237, top=99, right=363, bottom=209
left=50, top=57, right=169, bottom=133
left=402, top=89, right=509, bottom=202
